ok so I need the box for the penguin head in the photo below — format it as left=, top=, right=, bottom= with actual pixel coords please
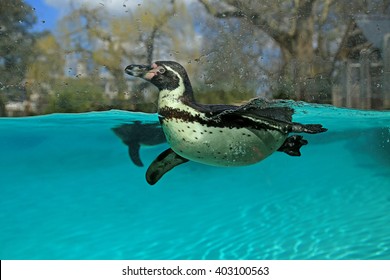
left=125, top=61, right=191, bottom=92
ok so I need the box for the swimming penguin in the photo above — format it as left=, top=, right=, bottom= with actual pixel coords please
left=125, top=61, right=327, bottom=185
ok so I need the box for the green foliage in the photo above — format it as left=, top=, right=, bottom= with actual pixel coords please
left=26, top=34, right=64, bottom=84
left=271, top=78, right=297, bottom=101
left=25, top=33, right=66, bottom=114
left=0, top=0, right=37, bottom=101
left=46, top=79, right=107, bottom=113
left=271, top=75, right=332, bottom=103
left=0, top=94, right=6, bottom=116
left=194, top=86, right=255, bottom=105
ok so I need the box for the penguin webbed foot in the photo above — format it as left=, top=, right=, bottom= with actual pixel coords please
left=278, top=135, right=308, bottom=156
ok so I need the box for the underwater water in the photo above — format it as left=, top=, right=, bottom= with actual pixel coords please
left=0, top=102, right=389, bottom=260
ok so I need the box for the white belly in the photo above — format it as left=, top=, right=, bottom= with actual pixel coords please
left=161, top=119, right=287, bottom=166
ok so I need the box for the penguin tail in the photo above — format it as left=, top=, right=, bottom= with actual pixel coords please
left=291, top=123, right=328, bottom=134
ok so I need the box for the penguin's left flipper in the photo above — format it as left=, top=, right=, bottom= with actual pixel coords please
left=278, top=135, right=308, bottom=156
left=146, top=148, right=189, bottom=185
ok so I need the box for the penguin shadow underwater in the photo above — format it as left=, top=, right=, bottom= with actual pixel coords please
left=124, top=61, right=328, bottom=185
left=112, top=121, right=166, bottom=167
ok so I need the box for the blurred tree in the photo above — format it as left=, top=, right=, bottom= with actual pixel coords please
left=46, top=78, right=107, bottom=113
left=26, top=33, right=65, bottom=114
left=57, top=6, right=103, bottom=79
left=199, top=0, right=390, bottom=103
left=194, top=12, right=273, bottom=104
left=57, top=0, right=200, bottom=112
left=0, top=94, right=6, bottom=117
left=0, top=0, right=37, bottom=115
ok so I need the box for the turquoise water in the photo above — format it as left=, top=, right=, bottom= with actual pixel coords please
left=0, top=102, right=390, bottom=259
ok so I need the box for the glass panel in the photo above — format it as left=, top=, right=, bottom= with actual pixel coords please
left=1, top=0, right=389, bottom=116
left=1, top=0, right=389, bottom=261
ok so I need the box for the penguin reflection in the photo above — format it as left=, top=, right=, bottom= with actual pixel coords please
left=112, top=121, right=166, bottom=167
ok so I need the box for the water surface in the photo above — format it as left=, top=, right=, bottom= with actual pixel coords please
left=0, top=103, right=389, bottom=259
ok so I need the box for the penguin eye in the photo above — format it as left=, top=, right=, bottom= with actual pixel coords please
left=158, top=67, right=166, bottom=74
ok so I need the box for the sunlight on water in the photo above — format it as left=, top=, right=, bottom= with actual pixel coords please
left=0, top=103, right=389, bottom=259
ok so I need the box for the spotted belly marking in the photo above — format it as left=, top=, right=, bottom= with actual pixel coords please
left=161, top=118, right=286, bottom=166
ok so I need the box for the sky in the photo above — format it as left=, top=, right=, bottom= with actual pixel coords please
left=25, top=0, right=142, bottom=32
left=25, top=0, right=60, bottom=32
left=25, top=0, right=192, bottom=32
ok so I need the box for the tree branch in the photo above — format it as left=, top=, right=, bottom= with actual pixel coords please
left=198, top=0, right=293, bottom=54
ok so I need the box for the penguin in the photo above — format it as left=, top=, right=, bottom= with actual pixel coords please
left=112, top=121, right=166, bottom=167
left=125, top=61, right=327, bottom=185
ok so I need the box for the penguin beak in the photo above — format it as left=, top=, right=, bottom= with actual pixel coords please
left=125, top=64, right=152, bottom=77
left=125, top=63, right=160, bottom=80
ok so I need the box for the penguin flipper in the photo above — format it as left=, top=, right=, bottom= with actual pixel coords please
left=278, top=135, right=308, bottom=156
left=128, top=144, right=143, bottom=167
left=146, top=148, right=189, bottom=185
left=231, top=98, right=294, bottom=122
